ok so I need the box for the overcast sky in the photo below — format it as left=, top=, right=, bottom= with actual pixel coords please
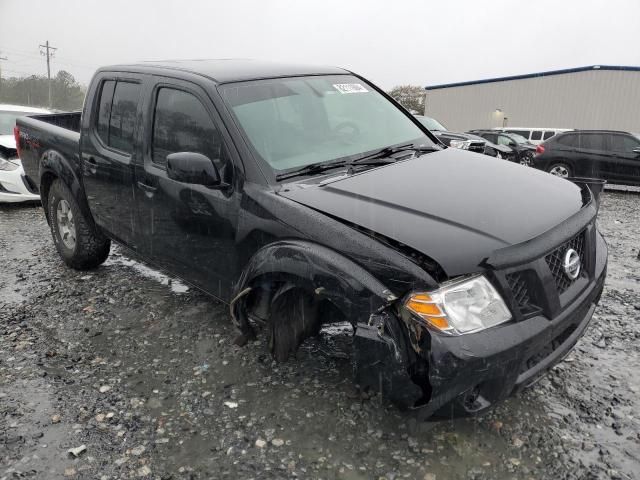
left=1, top=0, right=639, bottom=89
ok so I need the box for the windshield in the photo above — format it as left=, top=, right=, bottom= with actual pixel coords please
left=505, top=133, right=529, bottom=144
left=0, top=111, right=31, bottom=136
left=220, top=75, right=433, bottom=172
left=415, top=115, right=447, bottom=131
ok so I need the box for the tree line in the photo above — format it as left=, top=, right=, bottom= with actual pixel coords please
left=0, top=72, right=426, bottom=116
left=0, top=70, right=86, bottom=111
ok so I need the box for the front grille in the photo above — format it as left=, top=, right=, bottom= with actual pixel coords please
left=505, top=271, right=540, bottom=315
left=545, top=230, right=586, bottom=294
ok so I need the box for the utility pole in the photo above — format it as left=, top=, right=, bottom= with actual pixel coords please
left=39, top=40, right=57, bottom=108
left=0, top=53, right=7, bottom=97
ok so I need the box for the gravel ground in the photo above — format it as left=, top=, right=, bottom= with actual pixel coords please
left=1, top=191, right=639, bottom=480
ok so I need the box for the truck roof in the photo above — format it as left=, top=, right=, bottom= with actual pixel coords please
left=100, top=59, right=350, bottom=84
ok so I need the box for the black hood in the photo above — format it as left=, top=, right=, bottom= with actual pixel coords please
left=279, top=149, right=584, bottom=277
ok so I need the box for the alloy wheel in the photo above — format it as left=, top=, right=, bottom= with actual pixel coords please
left=549, top=165, right=569, bottom=177
left=56, top=199, right=77, bottom=250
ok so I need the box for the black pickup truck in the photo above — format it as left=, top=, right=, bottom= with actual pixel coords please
left=16, top=59, right=607, bottom=418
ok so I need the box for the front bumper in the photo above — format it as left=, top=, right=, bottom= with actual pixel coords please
left=424, top=264, right=605, bottom=418
left=0, top=165, right=40, bottom=203
left=354, top=227, right=607, bottom=418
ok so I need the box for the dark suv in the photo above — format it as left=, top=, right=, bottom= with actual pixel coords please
left=468, top=130, right=537, bottom=166
left=532, top=130, right=640, bottom=185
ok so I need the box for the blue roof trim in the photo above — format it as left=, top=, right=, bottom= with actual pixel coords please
left=425, top=65, right=640, bottom=90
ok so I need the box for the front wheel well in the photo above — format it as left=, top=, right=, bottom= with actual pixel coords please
left=237, top=274, right=350, bottom=358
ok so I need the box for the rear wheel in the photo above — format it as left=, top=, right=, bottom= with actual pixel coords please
left=48, top=179, right=110, bottom=269
left=547, top=162, right=572, bottom=178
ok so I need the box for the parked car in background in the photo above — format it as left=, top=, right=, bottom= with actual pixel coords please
left=469, top=130, right=537, bottom=165
left=0, top=104, right=52, bottom=202
left=466, top=132, right=516, bottom=161
left=532, top=130, right=640, bottom=185
left=493, top=127, right=573, bottom=145
left=415, top=115, right=486, bottom=155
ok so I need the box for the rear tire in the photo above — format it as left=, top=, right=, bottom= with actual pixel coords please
left=267, top=286, right=319, bottom=362
left=47, top=179, right=110, bottom=270
left=547, top=162, right=572, bottom=178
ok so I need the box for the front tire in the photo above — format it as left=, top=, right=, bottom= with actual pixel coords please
left=267, top=286, right=319, bottom=362
left=47, top=179, right=110, bottom=270
left=547, top=162, right=572, bottom=178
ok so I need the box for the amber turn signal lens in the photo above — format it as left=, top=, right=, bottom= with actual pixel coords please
left=404, top=293, right=451, bottom=331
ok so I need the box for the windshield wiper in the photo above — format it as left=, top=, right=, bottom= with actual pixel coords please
left=275, top=160, right=348, bottom=181
left=350, top=143, right=439, bottom=164
left=275, top=143, right=440, bottom=181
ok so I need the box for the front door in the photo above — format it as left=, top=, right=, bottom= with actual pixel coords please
left=134, top=80, right=241, bottom=300
left=82, top=75, right=143, bottom=247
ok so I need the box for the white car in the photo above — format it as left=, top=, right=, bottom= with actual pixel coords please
left=0, top=104, right=52, bottom=202
left=492, top=127, right=573, bottom=145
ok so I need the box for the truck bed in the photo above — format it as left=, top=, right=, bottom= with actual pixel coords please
left=29, top=112, right=82, bottom=132
left=16, top=112, right=82, bottom=191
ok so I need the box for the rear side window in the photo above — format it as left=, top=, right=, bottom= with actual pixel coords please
left=152, top=88, right=228, bottom=173
left=109, top=82, right=141, bottom=153
left=580, top=133, right=606, bottom=150
left=610, top=134, right=640, bottom=152
left=96, top=80, right=115, bottom=144
left=556, top=133, right=578, bottom=148
left=94, top=80, right=140, bottom=154
left=543, top=131, right=555, bottom=140
left=531, top=130, right=543, bottom=141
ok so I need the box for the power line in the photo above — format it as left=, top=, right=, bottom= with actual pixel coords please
left=39, top=40, right=57, bottom=108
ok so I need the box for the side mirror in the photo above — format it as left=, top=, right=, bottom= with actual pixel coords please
left=166, top=152, right=224, bottom=187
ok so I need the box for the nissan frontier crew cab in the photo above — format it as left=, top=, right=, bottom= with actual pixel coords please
left=16, top=60, right=607, bottom=418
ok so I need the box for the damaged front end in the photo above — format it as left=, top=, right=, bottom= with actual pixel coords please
left=353, top=307, right=431, bottom=410
left=354, top=197, right=608, bottom=419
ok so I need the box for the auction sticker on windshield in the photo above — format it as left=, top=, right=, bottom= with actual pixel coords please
left=333, top=83, right=368, bottom=94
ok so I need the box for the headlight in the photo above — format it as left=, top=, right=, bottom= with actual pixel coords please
left=0, top=157, right=19, bottom=171
left=449, top=139, right=470, bottom=150
left=404, top=275, right=511, bottom=335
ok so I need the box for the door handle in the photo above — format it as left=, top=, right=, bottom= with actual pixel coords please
left=137, top=181, right=157, bottom=196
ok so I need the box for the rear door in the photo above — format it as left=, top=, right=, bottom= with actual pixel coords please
left=82, top=73, right=143, bottom=246
left=576, top=132, right=611, bottom=179
left=134, top=78, right=241, bottom=299
left=608, top=133, right=640, bottom=184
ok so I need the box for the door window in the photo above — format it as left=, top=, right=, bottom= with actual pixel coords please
left=580, top=133, right=606, bottom=151
left=530, top=130, right=543, bottom=141
left=543, top=131, right=555, bottom=140
left=610, top=134, right=640, bottom=153
left=94, top=80, right=140, bottom=154
left=556, top=133, right=578, bottom=148
left=96, top=80, right=115, bottom=145
left=109, top=82, right=141, bottom=153
left=152, top=88, right=229, bottom=176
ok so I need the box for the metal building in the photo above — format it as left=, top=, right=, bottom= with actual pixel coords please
left=424, top=65, right=640, bottom=133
